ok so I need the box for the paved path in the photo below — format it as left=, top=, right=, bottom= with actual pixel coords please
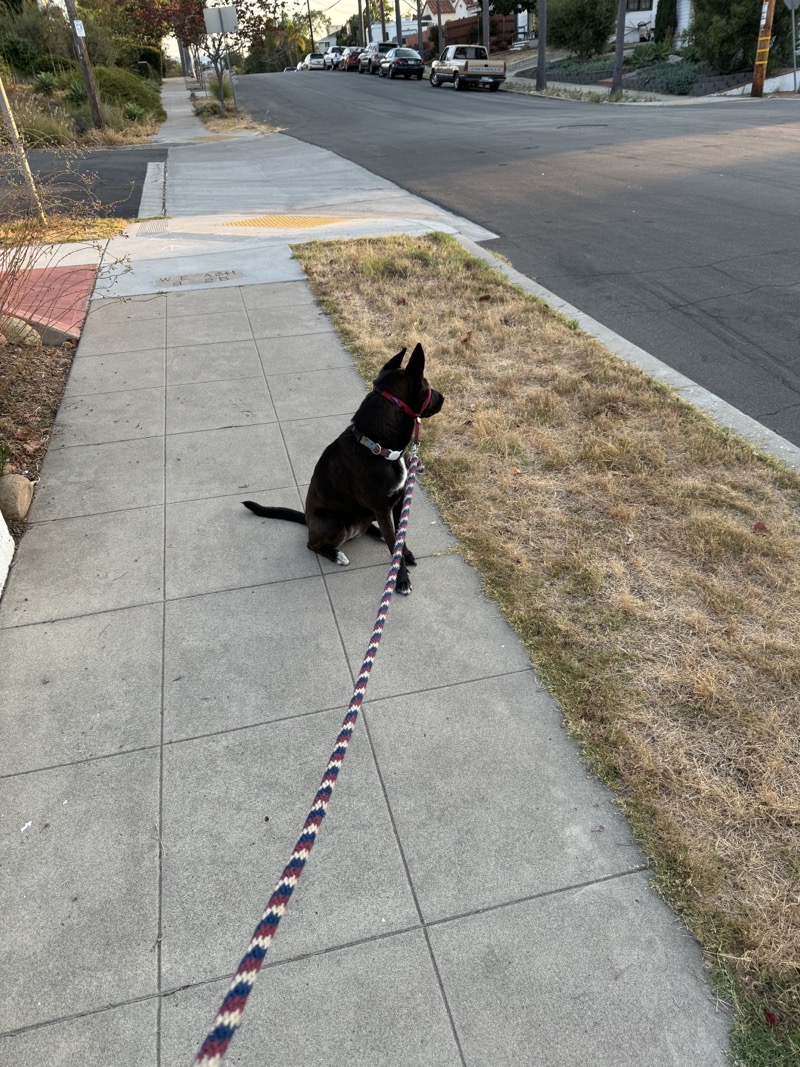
left=0, top=79, right=734, bottom=1066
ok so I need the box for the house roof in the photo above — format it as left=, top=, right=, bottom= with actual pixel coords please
left=424, top=0, right=456, bottom=14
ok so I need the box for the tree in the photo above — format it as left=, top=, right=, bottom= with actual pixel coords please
left=548, top=0, right=615, bottom=59
left=165, top=0, right=292, bottom=87
left=121, top=0, right=175, bottom=43
left=337, top=13, right=359, bottom=45
left=690, top=0, right=791, bottom=74
left=653, top=0, right=676, bottom=45
left=275, top=14, right=309, bottom=64
left=490, top=0, right=536, bottom=16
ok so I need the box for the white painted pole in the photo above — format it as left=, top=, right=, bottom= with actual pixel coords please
left=0, top=74, right=46, bottom=225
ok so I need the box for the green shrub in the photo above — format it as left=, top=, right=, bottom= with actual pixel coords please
left=65, top=79, right=87, bottom=106
left=690, top=0, right=791, bottom=73
left=678, top=33, right=701, bottom=63
left=628, top=41, right=672, bottom=68
left=123, top=101, right=146, bottom=122
left=549, top=0, right=616, bottom=60
left=70, top=99, right=133, bottom=136
left=0, top=31, right=38, bottom=73
left=113, top=41, right=161, bottom=77
left=192, top=97, right=225, bottom=118
left=138, top=45, right=163, bottom=79
left=32, top=55, right=79, bottom=76
left=631, top=59, right=711, bottom=94
left=93, top=66, right=166, bottom=120
left=550, top=56, right=615, bottom=73
left=0, top=7, right=72, bottom=73
left=33, top=71, right=58, bottom=95
left=207, top=75, right=233, bottom=101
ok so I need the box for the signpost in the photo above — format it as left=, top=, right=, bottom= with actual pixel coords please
left=63, top=0, right=104, bottom=128
left=202, top=6, right=239, bottom=110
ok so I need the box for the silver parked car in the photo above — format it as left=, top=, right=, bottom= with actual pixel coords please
left=323, top=46, right=344, bottom=69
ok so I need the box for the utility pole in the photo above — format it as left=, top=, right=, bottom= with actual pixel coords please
left=788, top=0, right=799, bottom=94
left=63, top=0, right=104, bottom=129
left=436, top=0, right=444, bottom=56
left=752, top=0, right=777, bottom=96
left=306, top=0, right=316, bottom=51
left=357, top=0, right=364, bottom=46
left=482, top=0, right=490, bottom=51
left=536, top=0, right=547, bottom=90
left=394, top=0, right=402, bottom=43
left=610, top=0, right=627, bottom=94
left=0, top=74, right=46, bottom=225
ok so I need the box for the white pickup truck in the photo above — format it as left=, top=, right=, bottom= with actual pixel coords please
left=429, top=45, right=506, bottom=92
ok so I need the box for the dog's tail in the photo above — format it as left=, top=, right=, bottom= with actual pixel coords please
left=242, top=501, right=306, bottom=525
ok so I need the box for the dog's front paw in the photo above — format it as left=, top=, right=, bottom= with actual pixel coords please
left=335, top=551, right=350, bottom=566
left=396, top=573, right=413, bottom=596
left=404, top=547, right=417, bottom=567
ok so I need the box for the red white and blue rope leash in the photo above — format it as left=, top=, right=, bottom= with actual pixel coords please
left=193, top=446, right=421, bottom=1066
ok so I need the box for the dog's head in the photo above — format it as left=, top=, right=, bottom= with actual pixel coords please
left=374, top=343, right=444, bottom=420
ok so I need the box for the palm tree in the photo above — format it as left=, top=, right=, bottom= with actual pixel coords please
left=278, top=17, right=309, bottom=66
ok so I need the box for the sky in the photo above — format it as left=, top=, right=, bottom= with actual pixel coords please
left=302, top=0, right=428, bottom=33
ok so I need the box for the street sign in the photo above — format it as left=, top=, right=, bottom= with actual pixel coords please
left=203, top=6, right=238, bottom=34
left=73, top=19, right=85, bottom=37
left=783, top=0, right=800, bottom=9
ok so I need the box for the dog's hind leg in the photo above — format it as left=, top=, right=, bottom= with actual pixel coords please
left=306, top=514, right=350, bottom=566
left=311, top=543, right=350, bottom=566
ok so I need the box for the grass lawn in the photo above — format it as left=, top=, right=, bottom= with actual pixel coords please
left=293, top=233, right=800, bottom=1066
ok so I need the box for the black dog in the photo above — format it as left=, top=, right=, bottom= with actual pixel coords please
left=243, top=343, right=444, bottom=595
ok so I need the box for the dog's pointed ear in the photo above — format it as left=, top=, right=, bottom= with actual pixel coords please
left=380, top=348, right=406, bottom=374
left=406, top=343, right=425, bottom=379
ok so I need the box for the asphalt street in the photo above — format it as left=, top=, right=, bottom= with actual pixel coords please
left=235, top=71, right=800, bottom=447
left=24, top=144, right=167, bottom=218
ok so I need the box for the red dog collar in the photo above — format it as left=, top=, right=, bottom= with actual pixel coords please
left=375, top=387, right=432, bottom=420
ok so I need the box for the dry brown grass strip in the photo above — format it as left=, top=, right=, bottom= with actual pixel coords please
left=293, top=233, right=800, bottom=1061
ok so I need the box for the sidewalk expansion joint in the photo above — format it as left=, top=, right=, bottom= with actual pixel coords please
left=0, top=867, right=653, bottom=1044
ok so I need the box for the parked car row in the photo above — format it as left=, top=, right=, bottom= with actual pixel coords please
left=289, top=43, right=506, bottom=90
left=292, top=43, right=425, bottom=79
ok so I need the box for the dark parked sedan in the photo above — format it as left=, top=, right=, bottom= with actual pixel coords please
left=378, top=48, right=424, bottom=79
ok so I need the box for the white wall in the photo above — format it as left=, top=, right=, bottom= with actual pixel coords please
left=676, top=0, right=694, bottom=38
left=0, top=512, right=14, bottom=597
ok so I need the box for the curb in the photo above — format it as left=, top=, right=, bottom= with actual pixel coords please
left=456, top=235, right=800, bottom=472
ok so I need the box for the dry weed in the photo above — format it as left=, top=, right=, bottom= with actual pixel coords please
left=293, top=234, right=800, bottom=1060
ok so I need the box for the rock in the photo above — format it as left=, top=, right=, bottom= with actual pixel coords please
left=1, top=316, right=42, bottom=350
left=0, top=473, right=35, bottom=521
left=0, top=333, right=7, bottom=346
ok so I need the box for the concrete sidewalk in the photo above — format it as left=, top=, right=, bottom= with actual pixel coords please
left=0, top=79, right=732, bottom=1066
